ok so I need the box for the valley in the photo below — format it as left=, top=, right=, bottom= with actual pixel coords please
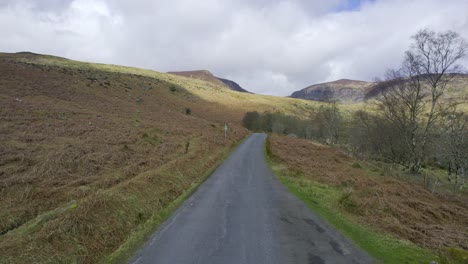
left=0, top=52, right=467, bottom=264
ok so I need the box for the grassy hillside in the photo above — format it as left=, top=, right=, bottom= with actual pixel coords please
left=167, top=70, right=228, bottom=88
left=0, top=52, right=251, bottom=263
left=8, top=52, right=331, bottom=117
left=168, top=70, right=250, bottom=93
left=364, top=74, right=468, bottom=110
left=0, top=52, right=337, bottom=263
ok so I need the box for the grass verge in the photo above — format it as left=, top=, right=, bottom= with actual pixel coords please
left=105, top=134, right=250, bottom=264
left=265, top=137, right=437, bottom=264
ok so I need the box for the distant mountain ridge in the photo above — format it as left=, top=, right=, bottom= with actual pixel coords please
left=168, top=70, right=250, bottom=93
left=290, top=79, right=374, bottom=103
left=364, top=74, right=468, bottom=101
left=291, top=75, right=468, bottom=103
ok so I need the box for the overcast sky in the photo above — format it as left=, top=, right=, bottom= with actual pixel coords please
left=1, top=0, right=467, bottom=95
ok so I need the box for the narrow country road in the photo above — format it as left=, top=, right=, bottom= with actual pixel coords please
left=129, top=133, right=373, bottom=264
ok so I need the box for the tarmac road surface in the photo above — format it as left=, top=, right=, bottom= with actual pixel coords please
left=129, top=133, right=373, bottom=264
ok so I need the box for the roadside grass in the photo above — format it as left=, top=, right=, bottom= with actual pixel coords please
left=0, top=138, right=246, bottom=264
left=278, top=175, right=434, bottom=264
left=265, top=151, right=434, bottom=263
left=265, top=134, right=468, bottom=264
left=105, top=135, right=249, bottom=264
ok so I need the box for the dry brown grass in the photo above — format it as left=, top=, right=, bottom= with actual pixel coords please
left=2, top=51, right=465, bottom=263
left=268, top=134, right=468, bottom=251
left=0, top=53, right=248, bottom=263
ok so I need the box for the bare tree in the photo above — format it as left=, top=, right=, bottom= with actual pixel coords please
left=377, top=29, right=467, bottom=176
left=440, top=111, right=468, bottom=191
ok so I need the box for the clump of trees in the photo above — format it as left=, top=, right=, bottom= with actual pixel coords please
left=242, top=111, right=308, bottom=136
left=242, top=29, right=468, bottom=191
left=242, top=101, right=343, bottom=143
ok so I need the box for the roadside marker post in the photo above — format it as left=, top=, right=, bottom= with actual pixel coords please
left=224, top=123, right=228, bottom=138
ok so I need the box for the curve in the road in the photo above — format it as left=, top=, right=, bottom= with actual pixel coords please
left=129, top=133, right=374, bottom=264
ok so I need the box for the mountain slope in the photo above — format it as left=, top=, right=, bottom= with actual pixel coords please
left=216, top=77, right=250, bottom=93
left=364, top=74, right=468, bottom=103
left=167, top=70, right=226, bottom=87
left=168, top=70, right=250, bottom=93
left=0, top=52, right=254, bottom=263
left=0, top=52, right=325, bottom=263
left=290, top=79, right=374, bottom=103
left=292, top=76, right=468, bottom=109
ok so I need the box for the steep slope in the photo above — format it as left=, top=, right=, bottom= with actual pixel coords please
left=216, top=77, right=250, bottom=93
left=290, top=79, right=374, bottom=103
left=168, top=70, right=250, bottom=93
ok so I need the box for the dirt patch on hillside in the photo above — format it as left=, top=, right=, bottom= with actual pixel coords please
left=268, top=134, right=468, bottom=250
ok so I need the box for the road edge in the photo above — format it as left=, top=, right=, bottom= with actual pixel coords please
left=263, top=135, right=441, bottom=264
left=104, top=134, right=251, bottom=264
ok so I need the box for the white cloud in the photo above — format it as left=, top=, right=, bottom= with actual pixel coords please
left=0, top=0, right=467, bottom=95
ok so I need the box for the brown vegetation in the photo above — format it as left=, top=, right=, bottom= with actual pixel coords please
left=0, top=53, right=247, bottom=263
left=268, top=134, right=468, bottom=250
